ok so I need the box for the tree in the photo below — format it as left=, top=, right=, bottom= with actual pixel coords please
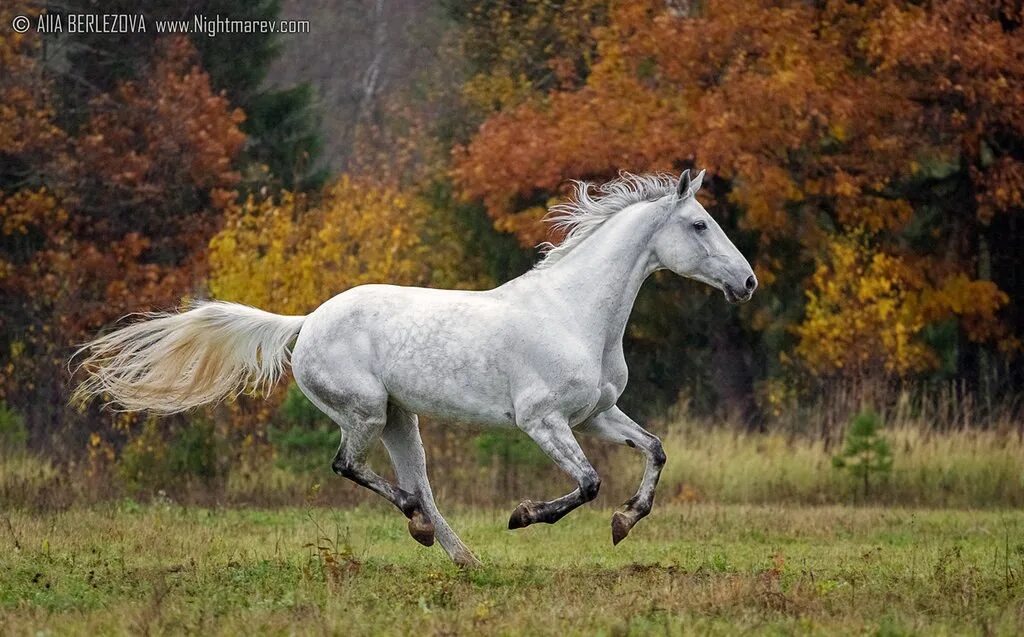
left=55, top=0, right=324, bottom=191
left=209, top=176, right=434, bottom=315
left=795, top=232, right=1009, bottom=377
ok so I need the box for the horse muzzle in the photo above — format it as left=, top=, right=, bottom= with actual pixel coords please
left=723, top=274, right=757, bottom=304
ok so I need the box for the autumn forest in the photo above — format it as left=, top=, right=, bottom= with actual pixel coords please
left=1, top=0, right=1022, bottom=471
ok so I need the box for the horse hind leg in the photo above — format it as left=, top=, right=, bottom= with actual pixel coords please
left=331, top=420, right=436, bottom=548
left=303, top=376, right=437, bottom=548
left=382, top=404, right=481, bottom=567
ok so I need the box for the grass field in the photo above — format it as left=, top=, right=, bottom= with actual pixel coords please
left=2, top=502, right=1022, bottom=635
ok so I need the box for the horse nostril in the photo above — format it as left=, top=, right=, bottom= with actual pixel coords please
left=744, top=275, right=757, bottom=292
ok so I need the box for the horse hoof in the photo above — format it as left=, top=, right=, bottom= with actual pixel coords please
left=611, top=510, right=635, bottom=545
left=508, top=501, right=535, bottom=530
left=408, top=511, right=435, bottom=547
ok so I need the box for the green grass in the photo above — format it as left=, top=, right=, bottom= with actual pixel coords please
left=3, top=421, right=1022, bottom=634
left=2, top=503, right=1022, bottom=635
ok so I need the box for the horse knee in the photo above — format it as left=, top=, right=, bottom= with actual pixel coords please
left=650, top=437, right=666, bottom=467
left=332, top=455, right=356, bottom=478
left=580, top=472, right=601, bottom=502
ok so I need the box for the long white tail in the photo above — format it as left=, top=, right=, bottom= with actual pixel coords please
left=72, top=301, right=306, bottom=413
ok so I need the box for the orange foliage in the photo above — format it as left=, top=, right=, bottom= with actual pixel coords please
left=54, top=37, right=246, bottom=329
left=864, top=1, right=1024, bottom=222
left=454, top=1, right=927, bottom=245
left=0, top=3, right=64, bottom=160
left=72, top=37, right=244, bottom=207
left=453, top=0, right=1020, bottom=378
left=0, top=31, right=246, bottom=432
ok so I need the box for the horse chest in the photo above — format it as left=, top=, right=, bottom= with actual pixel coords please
left=598, top=365, right=627, bottom=405
left=588, top=348, right=627, bottom=413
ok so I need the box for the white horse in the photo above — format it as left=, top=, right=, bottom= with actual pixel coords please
left=74, top=170, right=756, bottom=566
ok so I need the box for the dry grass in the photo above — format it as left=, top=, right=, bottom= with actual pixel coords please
left=3, top=416, right=1023, bottom=511
left=656, top=422, right=1024, bottom=508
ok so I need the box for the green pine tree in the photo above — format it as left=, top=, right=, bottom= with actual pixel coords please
left=833, top=410, right=894, bottom=498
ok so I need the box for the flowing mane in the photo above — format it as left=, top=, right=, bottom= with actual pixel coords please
left=536, top=173, right=678, bottom=269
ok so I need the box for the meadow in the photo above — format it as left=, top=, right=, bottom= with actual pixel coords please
left=2, top=418, right=1023, bottom=636
left=2, top=503, right=1022, bottom=636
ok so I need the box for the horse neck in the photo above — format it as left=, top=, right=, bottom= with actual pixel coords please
left=538, top=201, right=666, bottom=350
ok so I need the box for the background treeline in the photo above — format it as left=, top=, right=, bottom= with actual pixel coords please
left=0, top=0, right=1021, bottom=499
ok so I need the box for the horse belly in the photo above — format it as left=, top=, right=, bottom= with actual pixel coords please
left=385, top=360, right=515, bottom=427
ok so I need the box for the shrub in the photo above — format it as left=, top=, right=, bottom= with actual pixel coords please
left=0, top=402, right=28, bottom=452
left=267, top=423, right=338, bottom=473
left=473, top=429, right=549, bottom=468
left=117, top=418, right=225, bottom=493
left=268, top=383, right=337, bottom=472
left=278, top=383, right=331, bottom=429
left=167, top=419, right=222, bottom=481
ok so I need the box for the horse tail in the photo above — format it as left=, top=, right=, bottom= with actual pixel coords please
left=72, top=301, right=306, bottom=414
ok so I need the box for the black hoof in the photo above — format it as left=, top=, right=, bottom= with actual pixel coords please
left=611, top=510, right=636, bottom=546
left=508, top=501, right=536, bottom=530
left=408, top=510, right=435, bottom=547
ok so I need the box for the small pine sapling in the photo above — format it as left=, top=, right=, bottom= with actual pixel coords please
left=833, top=410, right=893, bottom=498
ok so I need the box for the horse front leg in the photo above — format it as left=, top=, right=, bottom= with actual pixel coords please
left=508, top=414, right=601, bottom=529
left=580, top=406, right=665, bottom=545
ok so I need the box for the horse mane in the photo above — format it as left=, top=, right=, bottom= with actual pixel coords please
left=535, top=172, right=678, bottom=269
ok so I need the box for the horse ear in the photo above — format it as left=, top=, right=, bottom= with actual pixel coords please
left=677, top=169, right=691, bottom=198
left=691, top=169, right=706, bottom=194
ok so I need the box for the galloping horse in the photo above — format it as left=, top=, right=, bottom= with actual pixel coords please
left=74, top=170, right=757, bottom=566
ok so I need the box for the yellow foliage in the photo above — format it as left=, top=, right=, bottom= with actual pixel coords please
left=208, top=176, right=434, bottom=315
left=0, top=188, right=66, bottom=236
left=795, top=233, right=1009, bottom=377
left=461, top=72, right=535, bottom=114
left=796, top=236, right=930, bottom=376
left=918, top=274, right=1009, bottom=344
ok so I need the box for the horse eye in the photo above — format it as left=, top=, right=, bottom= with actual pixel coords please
left=692, top=219, right=707, bottom=231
